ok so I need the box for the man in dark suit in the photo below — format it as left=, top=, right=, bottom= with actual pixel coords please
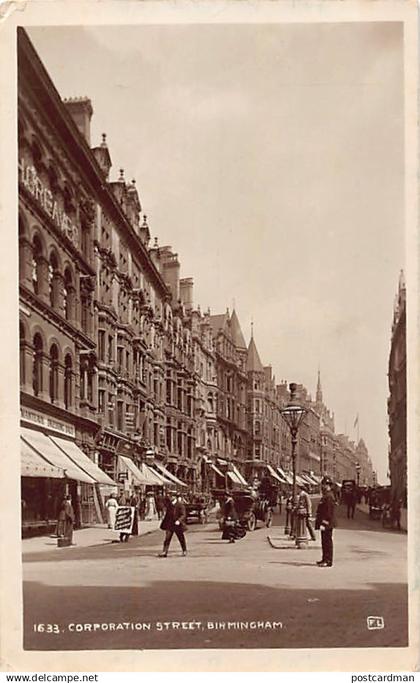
left=158, top=494, right=187, bottom=557
left=315, top=478, right=336, bottom=567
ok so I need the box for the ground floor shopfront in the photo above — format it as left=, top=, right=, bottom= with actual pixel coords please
left=20, top=403, right=117, bottom=537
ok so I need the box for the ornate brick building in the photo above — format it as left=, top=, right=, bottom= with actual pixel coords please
left=388, top=271, right=406, bottom=503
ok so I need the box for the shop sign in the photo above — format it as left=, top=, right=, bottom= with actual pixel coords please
left=21, top=407, right=75, bottom=438
left=19, top=159, right=79, bottom=246
left=118, top=472, right=128, bottom=482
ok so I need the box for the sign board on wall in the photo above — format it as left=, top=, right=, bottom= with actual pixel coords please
left=20, top=407, right=76, bottom=438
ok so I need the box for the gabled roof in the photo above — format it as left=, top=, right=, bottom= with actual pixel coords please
left=246, top=336, right=264, bottom=373
left=208, top=313, right=230, bottom=337
left=230, top=309, right=247, bottom=349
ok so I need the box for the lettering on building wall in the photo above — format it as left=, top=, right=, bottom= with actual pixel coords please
left=21, top=407, right=76, bottom=437
left=19, top=159, right=79, bottom=246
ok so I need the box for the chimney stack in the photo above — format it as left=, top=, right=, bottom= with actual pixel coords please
left=64, top=97, right=93, bottom=145
left=159, top=246, right=180, bottom=303
left=180, top=277, right=193, bottom=311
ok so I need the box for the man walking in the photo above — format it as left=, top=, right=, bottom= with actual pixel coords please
left=297, top=483, right=316, bottom=541
left=345, top=484, right=357, bottom=519
left=158, top=493, right=187, bottom=557
left=315, top=478, right=336, bottom=567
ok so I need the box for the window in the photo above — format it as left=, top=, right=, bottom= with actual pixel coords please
left=98, top=389, right=105, bottom=413
left=81, top=296, right=89, bottom=333
left=19, top=323, right=25, bottom=386
left=166, top=424, right=172, bottom=450
left=32, top=236, right=42, bottom=295
left=81, top=226, right=90, bottom=259
left=117, top=401, right=124, bottom=432
left=64, top=355, right=72, bottom=409
left=49, top=344, right=59, bottom=403
left=108, top=335, right=113, bottom=363
left=63, top=268, right=73, bottom=321
left=32, top=334, right=43, bottom=396
left=98, top=330, right=105, bottom=362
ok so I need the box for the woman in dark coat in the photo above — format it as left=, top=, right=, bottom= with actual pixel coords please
left=221, top=494, right=246, bottom=543
left=158, top=495, right=187, bottom=557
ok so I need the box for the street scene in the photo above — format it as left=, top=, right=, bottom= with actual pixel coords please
left=23, top=502, right=407, bottom=650
left=17, top=22, right=407, bottom=654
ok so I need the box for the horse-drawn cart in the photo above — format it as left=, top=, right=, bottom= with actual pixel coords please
left=185, top=495, right=210, bottom=525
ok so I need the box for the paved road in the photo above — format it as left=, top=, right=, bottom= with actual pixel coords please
left=23, top=504, right=407, bottom=650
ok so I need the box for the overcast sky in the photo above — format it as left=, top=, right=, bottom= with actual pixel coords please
left=27, top=22, right=404, bottom=483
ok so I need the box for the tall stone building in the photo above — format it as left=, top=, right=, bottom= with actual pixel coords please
left=388, top=270, right=407, bottom=503
left=208, top=310, right=248, bottom=481
left=18, top=29, right=116, bottom=533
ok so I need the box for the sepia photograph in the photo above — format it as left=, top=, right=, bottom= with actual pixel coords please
left=0, top=0, right=418, bottom=674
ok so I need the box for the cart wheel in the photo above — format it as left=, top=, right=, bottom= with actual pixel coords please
left=265, top=510, right=273, bottom=528
left=247, top=512, right=257, bottom=532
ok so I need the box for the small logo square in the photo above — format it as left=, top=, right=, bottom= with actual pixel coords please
left=367, top=616, right=384, bottom=630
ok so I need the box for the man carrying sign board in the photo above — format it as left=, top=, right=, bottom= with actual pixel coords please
left=112, top=505, right=135, bottom=543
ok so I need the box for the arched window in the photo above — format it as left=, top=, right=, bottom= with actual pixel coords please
left=49, top=344, right=59, bottom=404
left=32, top=334, right=43, bottom=396
left=80, top=358, right=87, bottom=401
left=32, top=236, right=43, bottom=295
left=64, top=354, right=72, bottom=409
left=19, top=322, right=25, bottom=386
left=63, top=268, right=73, bottom=321
left=48, top=252, right=59, bottom=308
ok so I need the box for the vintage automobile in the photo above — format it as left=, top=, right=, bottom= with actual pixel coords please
left=213, top=488, right=275, bottom=532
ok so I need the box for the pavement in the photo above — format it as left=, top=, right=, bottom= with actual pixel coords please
left=22, top=502, right=407, bottom=651
left=22, top=519, right=161, bottom=554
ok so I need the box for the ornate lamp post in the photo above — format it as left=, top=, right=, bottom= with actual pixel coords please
left=280, top=383, right=307, bottom=547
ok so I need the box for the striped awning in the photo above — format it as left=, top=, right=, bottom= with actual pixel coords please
left=266, top=464, right=284, bottom=484
left=50, top=436, right=117, bottom=486
left=21, top=437, right=63, bottom=478
left=153, top=462, right=188, bottom=488
left=119, top=456, right=151, bottom=485
left=21, top=428, right=95, bottom=484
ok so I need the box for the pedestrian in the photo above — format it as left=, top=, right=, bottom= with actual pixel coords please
left=346, top=485, right=357, bottom=519
left=158, top=493, right=187, bottom=557
left=129, top=493, right=139, bottom=536
left=118, top=493, right=130, bottom=543
left=105, top=493, right=118, bottom=529
left=57, top=494, right=75, bottom=545
left=221, top=493, right=246, bottom=543
left=297, top=483, right=316, bottom=541
left=315, top=478, right=336, bottom=567
left=155, top=491, right=165, bottom=520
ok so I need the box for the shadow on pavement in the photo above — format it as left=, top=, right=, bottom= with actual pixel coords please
left=23, top=579, right=408, bottom=650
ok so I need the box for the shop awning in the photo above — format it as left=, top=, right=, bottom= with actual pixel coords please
left=277, top=467, right=293, bottom=485
left=50, top=436, right=117, bottom=486
left=231, top=465, right=248, bottom=487
left=21, top=437, right=64, bottom=478
left=210, top=462, right=225, bottom=479
left=266, top=464, right=284, bottom=484
left=227, top=470, right=243, bottom=485
left=153, top=462, right=188, bottom=488
left=119, top=456, right=150, bottom=485
left=296, top=474, right=308, bottom=486
left=138, top=462, right=169, bottom=486
left=21, top=427, right=95, bottom=484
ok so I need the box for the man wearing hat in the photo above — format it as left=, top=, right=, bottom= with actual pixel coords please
left=157, top=492, right=187, bottom=557
left=297, top=482, right=316, bottom=541
left=315, top=477, right=336, bottom=567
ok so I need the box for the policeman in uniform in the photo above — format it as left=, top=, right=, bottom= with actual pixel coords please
left=315, top=477, right=336, bottom=567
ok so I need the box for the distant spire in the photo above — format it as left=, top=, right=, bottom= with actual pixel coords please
left=119, top=168, right=125, bottom=182
left=101, top=133, right=107, bottom=147
left=251, top=318, right=254, bottom=339
left=316, top=368, right=323, bottom=404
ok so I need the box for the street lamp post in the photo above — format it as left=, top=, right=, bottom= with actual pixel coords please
left=355, top=462, right=361, bottom=488
left=280, top=383, right=307, bottom=548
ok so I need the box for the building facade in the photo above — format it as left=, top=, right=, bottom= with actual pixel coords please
left=388, top=271, right=407, bottom=504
